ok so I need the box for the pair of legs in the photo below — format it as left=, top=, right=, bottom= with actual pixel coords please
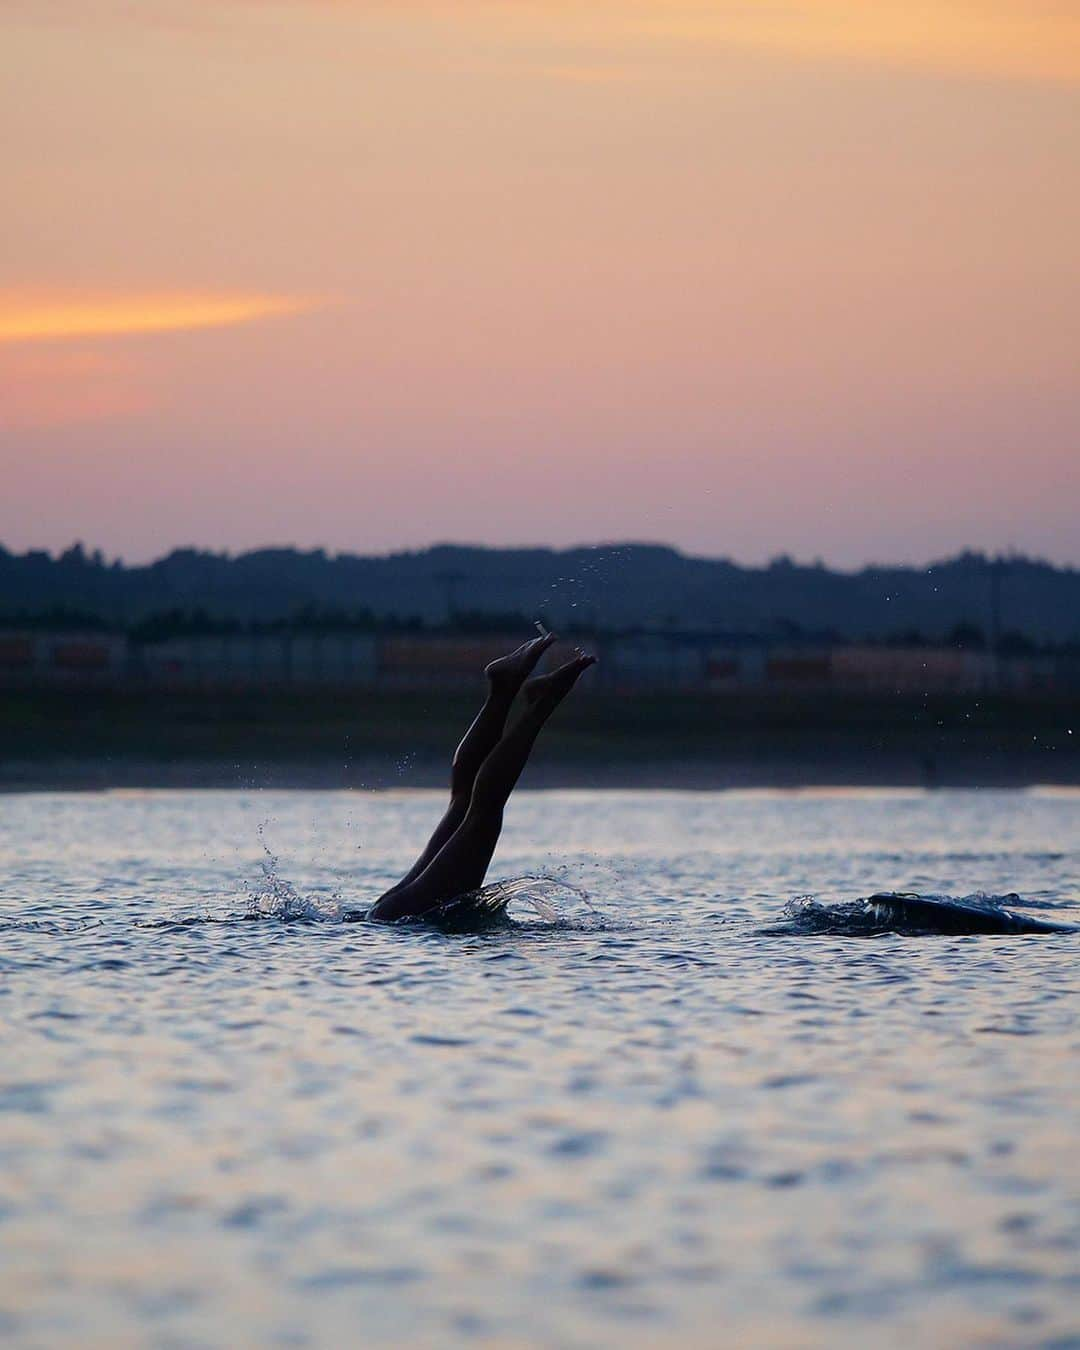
left=368, top=634, right=595, bottom=921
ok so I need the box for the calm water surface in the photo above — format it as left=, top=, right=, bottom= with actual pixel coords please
left=1, top=788, right=1078, bottom=1348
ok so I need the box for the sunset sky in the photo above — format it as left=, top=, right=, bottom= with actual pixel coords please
left=2, top=1, right=1078, bottom=566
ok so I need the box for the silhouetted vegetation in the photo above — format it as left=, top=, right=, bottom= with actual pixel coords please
left=0, top=543, right=1077, bottom=646
left=0, top=606, right=115, bottom=632
left=947, top=622, right=987, bottom=650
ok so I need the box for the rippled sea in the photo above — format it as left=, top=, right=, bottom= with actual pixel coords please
left=2, top=788, right=1078, bottom=1349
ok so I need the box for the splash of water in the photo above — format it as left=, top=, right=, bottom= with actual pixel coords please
left=773, top=891, right=1077, bottom=937
left=382, top=874, right=592, bottom=929
left=244, top=824, right=344, bottom=922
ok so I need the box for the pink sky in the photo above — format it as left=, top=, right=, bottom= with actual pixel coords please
left=2, top=1, right=1078, bottom=566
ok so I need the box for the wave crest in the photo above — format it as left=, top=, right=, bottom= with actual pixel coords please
left=375, top=874, right=597, bottom=930
left=774, top=891, right=1077, bottom=937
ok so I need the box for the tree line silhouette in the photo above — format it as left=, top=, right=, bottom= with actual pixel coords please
left=1, top=542, right=1077, bottom=649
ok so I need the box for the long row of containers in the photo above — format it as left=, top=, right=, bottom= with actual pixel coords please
left=0, top=630, right=1070, bottom=693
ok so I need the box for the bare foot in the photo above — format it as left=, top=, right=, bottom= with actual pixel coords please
left=523, top=651, right=597, bottom=708
left=485, top=631, right=558, bottom=694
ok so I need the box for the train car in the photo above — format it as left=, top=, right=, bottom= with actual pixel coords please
left=703, top=647, right=768, bottom=689
left=287, top=635, right=378, bottom=685
left=377, top=636, right=526, bottom=688
left=607, top=636, right=703, bottom=691
left=765, top=649, right=832, bottom=688
left=830, top=647, right=991, bottom=693
left=0, top=634, right=37, bottom=684
left=43, top=633, right=127, bottom=685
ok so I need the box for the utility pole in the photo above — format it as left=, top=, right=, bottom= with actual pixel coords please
left=434, top=570, right=466, bottom=625
left=988, top=557, right=1005, bottom=692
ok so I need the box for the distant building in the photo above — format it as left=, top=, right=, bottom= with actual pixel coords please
left=137, top=635, right=378, bottom=688
left=0, top=628, right=1072, bottom=694
left=0, top=631, right=126, bottom=686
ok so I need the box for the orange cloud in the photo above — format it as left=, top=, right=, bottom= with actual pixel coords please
left=627, top=1, right=1080, bottom=85
left=350, top=0, right=1080, bottom=85
left=0, top=293, right=317, bottom=344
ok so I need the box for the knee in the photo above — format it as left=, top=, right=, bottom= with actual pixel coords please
left=464, top=796, right=503, bottom=831
left=449, top=756, right=474, bottom=794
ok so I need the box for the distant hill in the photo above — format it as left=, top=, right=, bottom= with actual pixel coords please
left=1, top=542, right=1077, bottom=644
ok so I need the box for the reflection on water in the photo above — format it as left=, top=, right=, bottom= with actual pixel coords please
left=1, top=789, right=1078, bottom=1347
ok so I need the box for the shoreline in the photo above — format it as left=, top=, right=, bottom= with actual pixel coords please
left=3, top=750, right=1077, bottom=793
left=4, top=687, right=1076, bottom=792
